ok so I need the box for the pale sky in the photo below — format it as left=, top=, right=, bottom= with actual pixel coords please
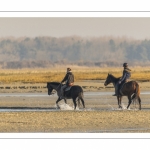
left=1, top=17, right=150, bottom=40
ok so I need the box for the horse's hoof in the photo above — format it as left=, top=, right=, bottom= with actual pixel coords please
left=56, top=106, right=60, bottom=109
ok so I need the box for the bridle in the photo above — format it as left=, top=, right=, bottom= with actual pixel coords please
left=105, top=75, right=119, bottom=88
left=105, top=76, right=111, bottom=86
left=105, top=75, right=114, bottom=86
left=49, top=83, right=62, bottom=95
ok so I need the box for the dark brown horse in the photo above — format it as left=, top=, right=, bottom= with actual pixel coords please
left=104, top=73, right=141, bottom=110
left=47, top=82, right=85, bottom=110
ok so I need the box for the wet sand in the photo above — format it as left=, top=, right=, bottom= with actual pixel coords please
left=0, top=80, right=150, bottom=133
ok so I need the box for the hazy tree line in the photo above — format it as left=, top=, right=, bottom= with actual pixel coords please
left=0, top=36, right=150, bottom=68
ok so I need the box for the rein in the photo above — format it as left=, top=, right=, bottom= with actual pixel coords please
left=50, top=83, right=62, bottom=95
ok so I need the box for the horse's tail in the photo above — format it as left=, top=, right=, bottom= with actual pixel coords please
left=77, top=91, right=83, bottom=104
left=79, top=90, right=84, bottom=97
left=77, top=89, right=85, bottom=108
left=132, top=82, right=140, bottom=100
left=131, top=82, right=141, bottom=110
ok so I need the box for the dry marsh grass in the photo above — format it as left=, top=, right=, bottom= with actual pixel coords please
left=0, top=67, right=150, bottom=83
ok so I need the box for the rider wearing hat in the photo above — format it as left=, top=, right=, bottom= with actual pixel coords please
left=60, top=68, right=74, bottom=98
left=113, top=63, right=131, bottom=96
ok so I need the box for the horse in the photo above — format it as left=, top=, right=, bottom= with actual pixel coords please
left=47, top=82, right=85, bottom=110
left=104, top=73, right=141, bottom=110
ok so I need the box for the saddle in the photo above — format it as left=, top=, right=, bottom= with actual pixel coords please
left=63, top=83, right=74, bottom=92
left=65, top=86, right=72, bottom=91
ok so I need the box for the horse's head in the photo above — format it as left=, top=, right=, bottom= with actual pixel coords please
left=47, top=83, right=54, bottom=95
left=104, top=73, right=112, bottom=86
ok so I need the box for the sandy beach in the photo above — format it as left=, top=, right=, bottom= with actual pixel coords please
left=0, top=80, right=150, bottom=133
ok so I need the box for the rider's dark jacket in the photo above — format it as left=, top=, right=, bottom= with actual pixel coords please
left=119, top=67, right=131, bottom=83
left=61, top=71, right=74, bottom=86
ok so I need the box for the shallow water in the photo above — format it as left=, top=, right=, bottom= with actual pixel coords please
left=0, top=91, right=149, bottom=112
left=0, top=101, right=142, bottom=112
left=0, top=91, right=149, bottom=97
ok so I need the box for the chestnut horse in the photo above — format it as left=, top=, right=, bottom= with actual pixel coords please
left=104, top=73, right=141, bottom=110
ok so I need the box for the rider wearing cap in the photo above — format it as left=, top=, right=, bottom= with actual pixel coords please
left=113, top=63, right=131, bottom=96
left=60, top=68, right=74, bottom=98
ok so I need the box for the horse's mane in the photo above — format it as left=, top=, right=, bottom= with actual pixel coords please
left=48, top=82, right=60, bottom=85
left=109, top=74, right=121, bottom=81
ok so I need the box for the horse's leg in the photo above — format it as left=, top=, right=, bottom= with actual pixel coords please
left=64, top=98, right=67, bottom=104
left=138, top=96, right=141, bottom=110
left=120, top=96, right=123, bottom=109
left=56, top=97, right=62, bottom=109
left=73, top=98, right=77, bottom=110
left=127, top=95, right=132, bottom=109
left=77, top=98, right=80, bottom=107
left=117, top=96, right=122, bottom=109
left=131, top=93, right=141, bottom=110
left=79, top=97, right=85, bottom=109
left=117, top=96, right=120, bottom=108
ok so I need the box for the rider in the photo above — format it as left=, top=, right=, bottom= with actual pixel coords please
left=113, top=63, right=131, bottom=96
left=60, top=68, right=74, bottom=98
